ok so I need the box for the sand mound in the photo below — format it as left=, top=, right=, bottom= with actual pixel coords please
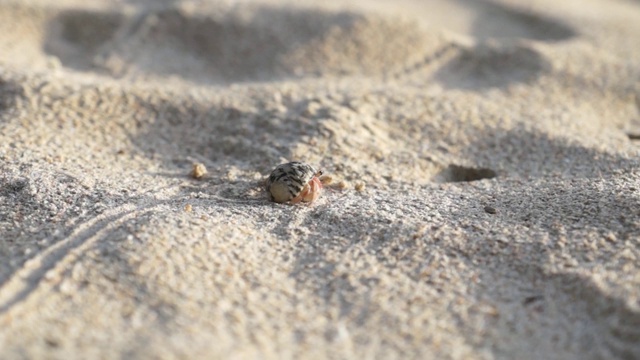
left=434, top=43, right=550, bottom=90
left=0, top=2, right=442, bottom=83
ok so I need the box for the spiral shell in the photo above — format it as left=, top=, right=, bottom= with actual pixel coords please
left=266, top=162, right=322, bottom=203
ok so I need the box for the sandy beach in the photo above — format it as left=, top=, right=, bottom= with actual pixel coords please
left=0, top=0, right=639, bottom=358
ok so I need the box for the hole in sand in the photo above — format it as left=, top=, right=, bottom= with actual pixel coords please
left=436, top=165, right=497, bottom=183
left=628, top=132, right=640, bottom=141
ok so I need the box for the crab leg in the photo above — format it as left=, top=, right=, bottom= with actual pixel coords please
left=290, top=184, right=309, bottom=204
left=302, top=177, right=323, bottom=202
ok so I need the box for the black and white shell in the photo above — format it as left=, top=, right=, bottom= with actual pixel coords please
left=266, top=162, right=319, bottom=203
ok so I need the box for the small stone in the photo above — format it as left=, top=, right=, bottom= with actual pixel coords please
left=319, top=174, right=333, bottom=186
left=484, top=205, right=497, bottom=214
left=355, top=181, right=366, bottom=192
left=336, top=180, right=349, bottom=190
left=603, top=232, right=617, bottom=243
left=46, top=55, right=62, bottom=70
left=302, top=101, right=322, bottom=117
left=184, top=204, right=193, bottom=212
left=190, top=163, right=208, bottom=179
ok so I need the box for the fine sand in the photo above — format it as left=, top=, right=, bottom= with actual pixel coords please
left=0, top=0, right=639, bottom=358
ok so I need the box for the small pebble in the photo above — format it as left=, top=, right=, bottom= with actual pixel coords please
left=319, top=174, right=333, bottom=186
left=336, top=180, right=349, bottom=190
left=484, top=205, right=497, bottom=214
left=603, top=232, right=616, bottom=243
left=184, top=204, right=193, bottom=212
left=355, top=181, right=366, bottom=192
left=191, top=163, right=208, bottom=179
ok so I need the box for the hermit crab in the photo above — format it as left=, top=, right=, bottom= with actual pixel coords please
left=266, top=162, right=323, bottom=204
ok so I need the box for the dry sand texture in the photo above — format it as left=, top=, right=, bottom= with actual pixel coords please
left=0, top=0, right=639, bottom=358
